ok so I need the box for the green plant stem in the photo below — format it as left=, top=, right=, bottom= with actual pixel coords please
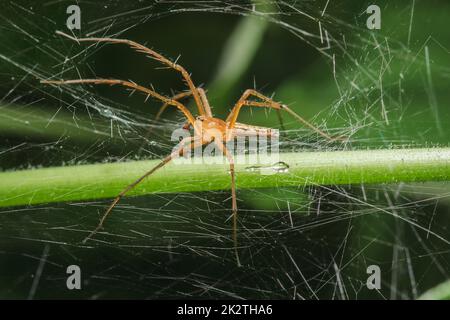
left=0, top=147, right=449, bottom=207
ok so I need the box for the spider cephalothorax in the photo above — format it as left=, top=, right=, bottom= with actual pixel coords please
left=42, top=31, right=344, bottom=266
left=193, top=116, right=228, bottom=144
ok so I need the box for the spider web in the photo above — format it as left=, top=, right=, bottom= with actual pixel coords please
left=0, top=0, right=449, bottom=299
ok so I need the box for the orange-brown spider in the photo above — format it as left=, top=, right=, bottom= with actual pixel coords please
left=42, top=31, right=343, bottom=266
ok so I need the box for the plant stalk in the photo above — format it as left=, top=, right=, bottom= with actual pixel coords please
left=0, top=147, right=449, bottom=207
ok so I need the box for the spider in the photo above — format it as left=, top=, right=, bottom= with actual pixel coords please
left=42, top=31, right=344, bottom=266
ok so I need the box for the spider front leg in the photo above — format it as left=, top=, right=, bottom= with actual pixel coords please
left=138, top=90, right=197, bottom=155
left=154, top=87, right=212, bottom=122
left=41, top=78, right=196, bottom=125
left=138, top=87, right=212, bottom=153
left=53, top=31, right=206, bottom=117
left=82, top=136, right=199, bottom=243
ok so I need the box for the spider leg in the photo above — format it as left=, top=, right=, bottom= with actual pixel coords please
left=41, top=78, right=196, bottom=125
left=53, top=31, right=206, bottom=116
left=281, top=104, right=346, bottom=141
left=276, top=109, right=286, bottom=131
left=138, top=90, right=195, bottom=155
left=226, top=89, right=344, bottom=141
left=155, top=87, right=211, bottom=122
left=138, top=87, right=211, bottom=155
left=226, top=89, right=281, bottom=127
left=155, top=90, right=194, bottom=122
left=82, top=136, right=197, bottom=243
left=198, top=88, right=212, bottom=117
left=215, top=141, right=241, bottom=267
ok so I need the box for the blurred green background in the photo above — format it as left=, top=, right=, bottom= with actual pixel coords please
left=0, top=0, right=449, bottom=299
